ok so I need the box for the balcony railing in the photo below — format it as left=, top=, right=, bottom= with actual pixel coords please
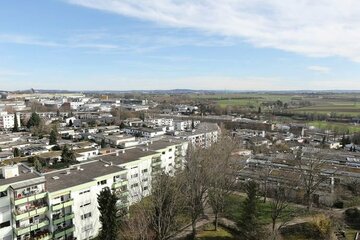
left=53, top=224, right=75, bottom=239
left=15, top=218, right=49, bottom=236
left=113, top=180, right=128, bottom=189
left=51, top=199, right=74, bottom=211
left=53, top=212, right=75, bottom=225
left=13, top=205, right=48, bottom=221
left=14, top=191, right=47, bottom=206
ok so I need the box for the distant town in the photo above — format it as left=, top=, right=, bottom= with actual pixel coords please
left=0, top=90, right=359, bottom=240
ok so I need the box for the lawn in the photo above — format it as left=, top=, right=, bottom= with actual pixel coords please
left=223, top=194, right=309, bottom=225
left=345, top=228, right=358, bottom=240
left=195, top=223, right=235, bottom=240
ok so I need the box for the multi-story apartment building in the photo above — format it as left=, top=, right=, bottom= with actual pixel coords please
left=0, top=139, right=187, bottom=240
left=0, top=112, right=21, bottom=130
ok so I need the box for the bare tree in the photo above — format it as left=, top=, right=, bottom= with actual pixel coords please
left=260, top=161, right=272, bottom=203
left=183, top=145, right=210, bottom=238
left=206, top=136, right=240, bottom=230
left=121, top=203, right=151, bottom=240
left=296, top=149, right=332, bottom=210
left=149, top=173, right=185, bottom=240
left=269, top=185, right=290, bottom=234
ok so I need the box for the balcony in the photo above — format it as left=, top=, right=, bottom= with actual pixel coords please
left=53, top=212, right=75, bottom=225
left=53, top=224, right=75, bottom=239
left=151, top=157, right=162, bottom=165
left=52, top=199, right=74, bottom=211
left=20, top=230, right=51, bottom=240
left=113, top=180, right=128, bottom=189
left=14, top=205, right=48, bottom=221
left=14, top=191, right=47, bottom=206
left=15, top=218, right=49, bottom=236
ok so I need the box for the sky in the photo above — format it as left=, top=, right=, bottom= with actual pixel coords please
left=1, top=0, right=360, bottom=91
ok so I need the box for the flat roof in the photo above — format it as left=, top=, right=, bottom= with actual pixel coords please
left=44, top=161, right=125, bottom=192
left=96, top=147, right=158, bottom=165
left=0, top=164, right=42, bottom=187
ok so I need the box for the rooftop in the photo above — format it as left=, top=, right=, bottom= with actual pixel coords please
left=44, top=160, right=125, bottom=192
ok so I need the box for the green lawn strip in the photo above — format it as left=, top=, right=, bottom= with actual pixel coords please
left=223, top=194, right=311, bottom=226
left=195, top=223, right=234, bottom=240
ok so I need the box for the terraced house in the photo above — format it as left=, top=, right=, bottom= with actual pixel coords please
left=0, top=139, right=188, bottom=240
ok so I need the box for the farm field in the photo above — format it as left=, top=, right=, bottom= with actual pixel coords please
left=291, top=102, right=360, bottom=116
left=307, top=121, right=360, bottom=134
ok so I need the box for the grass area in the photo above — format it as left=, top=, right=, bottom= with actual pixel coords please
left=345, top=228, right=358, bottom=240
left=195, top=223, right=235, bottom=240
left=307, top=121, right=360, bottom=134
left=291, top=102, right=360, bottom=117
left=223, top=194, right=310, bottom=225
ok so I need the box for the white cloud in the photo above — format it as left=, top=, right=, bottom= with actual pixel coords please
left=0, top=34, right=121, bottom=51
left=68, top=0, right=360, bottom=62
left=307, top=65, right=331, bottom=73
left=0, top=70, right=29, bottom=77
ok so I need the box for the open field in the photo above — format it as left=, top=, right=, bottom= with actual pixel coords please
left=292, top=102, right=360, bottom=116
left=308, top=121, right=360, bottom=134
left=188, top=93, right=360, bottom=116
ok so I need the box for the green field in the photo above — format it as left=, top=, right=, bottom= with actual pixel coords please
left=189, top=93, right=360, bottom=116
left=196, top=223, right=234, bottom=240
left=292, top=102, right=360, bottom=116
left=223, top=194, right=310, bottom=225
left=308, top=121, right=360, bottom=134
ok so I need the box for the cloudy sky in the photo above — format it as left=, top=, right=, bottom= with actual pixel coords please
left=1, top=0, right=360, bottom=91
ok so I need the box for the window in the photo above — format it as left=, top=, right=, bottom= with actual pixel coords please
left=131, top=183, right=139, bottom=189
left=0, top=191, right=7, bottom=198
left=142, top=178, right=148, bottom=182
left=0, top=221, right=10, bottom=228
left=80, top=202, right=91, bottom=208
left=131, top=174, right=138, bottom=179
left=162, top=151, right=165, bottom=155
left=141, top=169, right=148, bottom=173
left=169, top=148, right=172, bottom=152
left=97, top=180, right=107, bottom=186
left=81, top=212, right=92, bottom=220
left=143, top=186, right=148, bottom=191
left=82, top=224, right=93, bottom=232
left=79, top=189, right=90, bottom=195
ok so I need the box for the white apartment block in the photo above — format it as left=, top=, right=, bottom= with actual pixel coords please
left=146, top=118, right=173, bottom=127
left=0, top=139, right=187, bottom=240
left=0, top=112, right=21, bottom=130
left=174, top=120, right=200, bottom=131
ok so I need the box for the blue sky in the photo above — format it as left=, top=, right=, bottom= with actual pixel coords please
left=1, top=0, right=360, bottom=91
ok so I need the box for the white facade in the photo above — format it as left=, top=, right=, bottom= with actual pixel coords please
left=0, top=112, right=21, bottom=130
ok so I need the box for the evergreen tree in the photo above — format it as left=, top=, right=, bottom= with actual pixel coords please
left=13, top=148, right=20, bottom=157
left=33, top=159, right=43, bottom=172
left=100, top=139, right=107, bottom=148
left=26, top=112, right=41, bottom=128
left=49, top=129, right=57, bottom=145
left=238, top=180, right=263, bottom=240
left=13, top=113, right=19, bottom=132
left=61, top=145, right=76, bottom=166
left=191, top=119, right=195, bottom=129
left=97, top=187, right=119, bottom=240
left=68, top=119, right=73, bottom=127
